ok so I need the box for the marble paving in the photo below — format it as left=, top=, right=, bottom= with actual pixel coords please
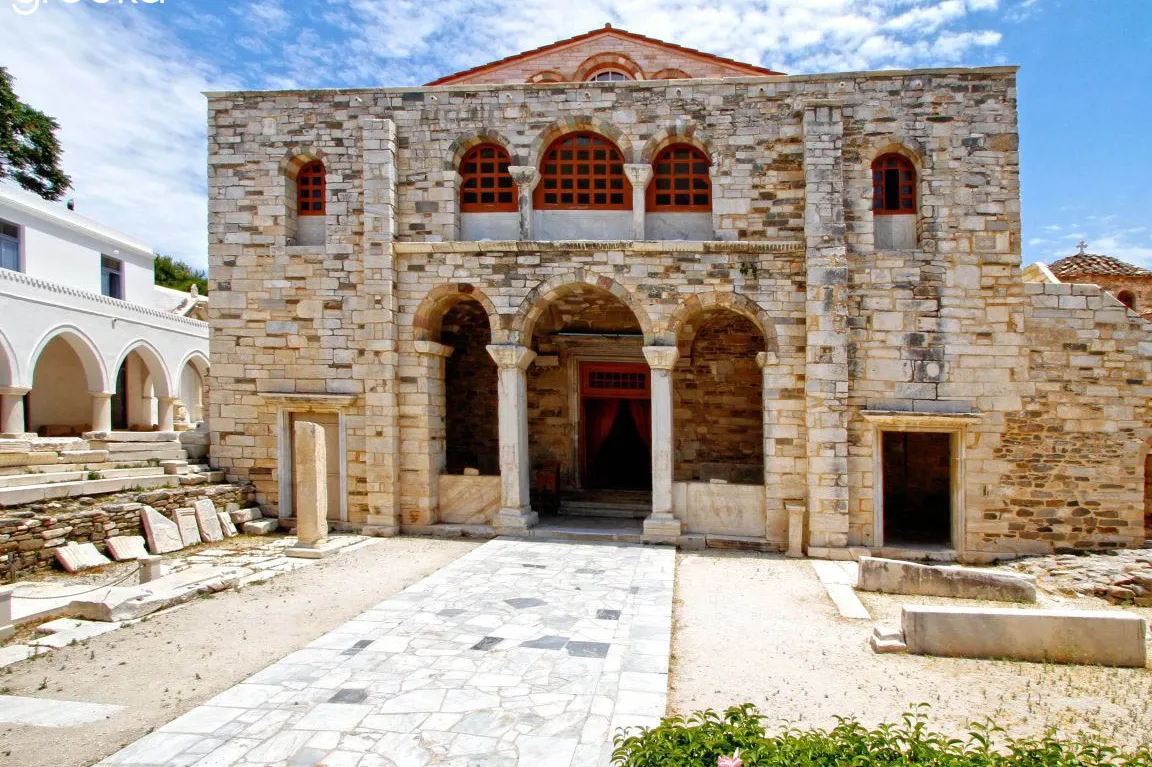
left=95, top=538, right=675, bottom=767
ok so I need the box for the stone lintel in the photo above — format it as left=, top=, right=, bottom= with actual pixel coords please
left=859, top=410, right=981, bottom=429
left=258, top=392, right=358, bottom=409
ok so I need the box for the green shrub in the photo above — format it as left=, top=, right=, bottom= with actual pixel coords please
left=611, top=705, right=1152, bottom=767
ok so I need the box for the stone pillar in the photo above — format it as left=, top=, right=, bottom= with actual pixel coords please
left=359, top=116, right=401, bottom=536
left=486, top=344, right=537, bottom=532
left=411, top=341, right=453, bottom=527
left=802, top=104, right=851, bottom=558
left=757, top=351, right=808, bottom=556
left=642, top=346, right=681, bottom=544
left=138, top=555, right=166, bottom=584
left=91, top=392, right=113, bottom=433
left=0, top=387, right=29, bottom=436
left=157, top=396, right=177, bottom=431
left=508, top=166, right=538, bottom=241
left=0, top=584, right=13, bottom=640
left=623, top=164, right=653, bottom=240
left=291, top=420, right=329, bottom=550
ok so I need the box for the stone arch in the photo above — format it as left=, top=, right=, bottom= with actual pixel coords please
left=0, top=327, right=18, bottom=388
left=279, top=146, right=327, bottom=180
left=865, top=139, right=926, bottom=171
left=640, top=121, right=716, bottom=164
left=448, top=128, right=519, bottom=169
left=666, top=292, right=777, bottom=352
left=512, top=272, right=654, bottom=345
left=177, top=350, right=210, bottom=424
left=413, top=283, right=503, bottom=343
left=651, top=68, right=691, bottom=80
left=113, top=340, right=174, bottom=398
left=527, top=70, right=566, bottom=84
left=527, top=117, right=635, bottom=169
left=574, top=52, right=645, bottom=82
left=28, top=325, right=107, bottom=393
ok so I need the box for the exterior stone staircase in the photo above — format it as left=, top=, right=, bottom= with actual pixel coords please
left=558, top=488, right=652, bottom=518
left=0, top=428, right=222, bottom=507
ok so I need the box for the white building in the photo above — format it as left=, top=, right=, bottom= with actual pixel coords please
left=0, top=184, right=209, bottom=438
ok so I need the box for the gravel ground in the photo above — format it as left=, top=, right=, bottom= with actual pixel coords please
left=671, top=550, right=1152, bottom=748
left=0, top=537, right=478, bottom=767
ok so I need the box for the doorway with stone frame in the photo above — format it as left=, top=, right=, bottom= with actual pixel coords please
left=879, top=430, right=954, bottom=549
left=579, top=362, right=652, bottom=492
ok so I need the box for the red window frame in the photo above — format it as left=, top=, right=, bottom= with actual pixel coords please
left=580, top=362, right=650, bottom=400
left=871, top=153, right=916, bottom=215
left=459, top=144, right=516, bottom=212
left=648, top=144, right=712, bottom=212
left=296, top=160, right=326, bottom=216
left=535, top=132, right=632, bottom=210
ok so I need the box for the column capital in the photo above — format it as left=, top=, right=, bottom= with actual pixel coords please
left=414, top=340, right=454, bottom=358
left=623, top=163, right=654, bottom=188
left=0, top=386, right=31, bottom=396
left=507, top=165, right=539, bottom=189
left=89, top=391, right=115, bottom=400
left=755, top=351, right=778, bottom=370
left=157, top=395, right=179, bottom=403
left=487, top=344, right=536, bottom=370
left=642, top=346, right=679, bottom=370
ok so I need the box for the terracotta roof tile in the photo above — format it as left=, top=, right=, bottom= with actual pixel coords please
left=1047, top=253, right=1151, bottom=279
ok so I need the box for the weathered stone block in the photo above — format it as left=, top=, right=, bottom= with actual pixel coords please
left=858, top=557, right=1037, bottom=603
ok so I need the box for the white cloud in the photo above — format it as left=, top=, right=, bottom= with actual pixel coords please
left=0, top=5, right=235, bottom=270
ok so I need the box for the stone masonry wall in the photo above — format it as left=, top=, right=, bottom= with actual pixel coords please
left=0, top=483, right=257, bottom=577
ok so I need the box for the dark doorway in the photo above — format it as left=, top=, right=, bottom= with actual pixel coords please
left=1144, top=454, right=1152, bottom=542
left=882, top=431, right=952, bottom=546
left=584, top=398, right=651, bottom=490
left=111, top=364, right=128, bottom=431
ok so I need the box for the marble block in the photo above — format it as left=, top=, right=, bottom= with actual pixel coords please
left=293, top=421, right=328, bottom=549
left=54, top=543, right=111, bottom=573
left=672, top=481, right=771, bottom=538
left=173, top=508, right=202, bottom=546
left=106, top=536, right=149, bottom=561
left=217, top=512, right=238, bottom=537
left=438, top=474, right=501, bottom=525
left=141, top=506, right=183, bottom=554
left=194, top=499, right=224, bottom=542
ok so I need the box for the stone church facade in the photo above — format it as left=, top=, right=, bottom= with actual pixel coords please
left=206, top=27, right=1152, bottom=561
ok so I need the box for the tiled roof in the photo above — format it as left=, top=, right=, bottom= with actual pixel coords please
left=1048, top=253, right=1152, bottom=279
left=425, top=25, right=784, bottom=86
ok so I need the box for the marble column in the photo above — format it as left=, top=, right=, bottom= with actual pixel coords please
left=642, top=346, right=681, bottom=544
left=486, top=344, right=537, bottom=532
left=0, top=387, right=30, bottom=436
left=508, top=166, right=538, bottom=241
left=91, top=392, right=113, bottom=433
left=623, top=164, right=653, bottom=240
left=157, top=396, right=177, bottom=431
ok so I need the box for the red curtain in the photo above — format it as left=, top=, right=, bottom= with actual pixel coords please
left=586, top=399, right=621, bottom=467
left=629, top=399, right=651, bottom=447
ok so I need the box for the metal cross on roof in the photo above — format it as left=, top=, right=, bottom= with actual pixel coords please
left=1077, top=240, right=1088, bottom=254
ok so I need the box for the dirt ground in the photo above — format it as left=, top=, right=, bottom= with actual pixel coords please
left=0, top=537, right=478, bottom=767
left=671, top=550, right=1152, bottom=748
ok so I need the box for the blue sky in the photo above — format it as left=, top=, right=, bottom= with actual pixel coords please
left=0, top=0, right=1148, bottom=271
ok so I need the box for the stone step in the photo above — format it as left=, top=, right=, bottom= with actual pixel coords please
left=0, top=459, right=154, bottom=477
left=0, top=466, right=164, bottom=489
left=99, top=441, right=185, bottom=454
left=558, top=501, right=651, bottom=519
left=101, top=450, right=188, bottom=464
left=84, top=431, right=180, bottom=443
left=0, top=472, right=178, bottom=507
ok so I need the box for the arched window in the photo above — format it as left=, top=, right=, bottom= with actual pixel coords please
left=649, top=144, right=711, bottom=212
left=871, top=153, right=916, bottom=214
left=1117, top=290, right=1136, bottom=310
left=588, top=70, right=631, bottom=82
left=536, top=132, right=631, bottom=210
left=296, top=160, right=326, bottom=216
left=459, top=144, right=515, bottom=212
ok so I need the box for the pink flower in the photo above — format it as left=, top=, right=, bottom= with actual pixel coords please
left=718, top=751, right=743, bottom=767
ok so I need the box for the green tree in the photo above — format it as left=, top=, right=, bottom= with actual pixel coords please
left=154, top=254, right=208, bottom=295
left=0, top=67, right=70, bottom=200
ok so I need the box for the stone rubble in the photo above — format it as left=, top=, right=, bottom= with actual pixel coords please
left=1001, top=549, right=1152, bottom=607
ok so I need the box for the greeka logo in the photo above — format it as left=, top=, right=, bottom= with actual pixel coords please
left=12, top=0, right=164, bottom=16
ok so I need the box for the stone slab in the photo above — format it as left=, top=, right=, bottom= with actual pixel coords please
left=243, top=518, right=279, bottom=535
left=858, top=557, right=1037, bottom=603
left=229, top=507, right=262, bottom=525
left=293, top=420, right=328, bottom=547
left=0, top=695, right=125, bottom=727
left=902, top=605, right=1148, bottom=668
left=193, top=499, right=224, bottom=542
left=173, top=508, right=202, bottom=546
left=217, top=511, right=238, bottom=537
left=106, top=536, right=149, bottom=561
left=141, top=505, right=184, bottom=554
left=70, top=565, right=246, bottom=622
left=53, top=543, right=111, bottom=573
left=285, top=536, right=358, bottom=560
left=29, top=618, right=121, bottom=647
left=0, top=644, right=47, bottom=669
left=437, top=474, right=501, bottom=525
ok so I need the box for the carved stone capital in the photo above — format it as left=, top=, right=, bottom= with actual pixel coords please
left=507, top=165, right=539, bottom=189
left=487, top=344, right=536, bottom=370
left=623, top=163, right=654, bottom=188
left=642, top=346, right=680, bottom=371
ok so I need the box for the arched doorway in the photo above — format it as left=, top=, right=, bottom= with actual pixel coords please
left=111, top=346, right=170, bottom=431
left=178, top=356, right=208, bottom=425
left=441, top=298, right=498, bottom=475
left=524, top=282, right=650, bottom=516
left=28, top=335, right=96, bottom=436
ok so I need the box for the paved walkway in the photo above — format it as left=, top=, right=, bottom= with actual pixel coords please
left=95, top=538, right=675, bottom=767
